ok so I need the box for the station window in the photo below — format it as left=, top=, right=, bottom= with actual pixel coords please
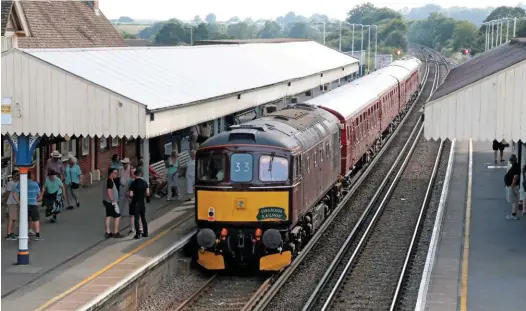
left=259, top=155, right=289, bottom=182
left=197, top=152, right=226, bottom=182
left=230, top=153, right=253, bottom=182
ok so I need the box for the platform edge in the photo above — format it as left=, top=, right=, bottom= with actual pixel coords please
left=414, top=139, right=456, bottom=311
left=77, top=229, right=197, bottom=311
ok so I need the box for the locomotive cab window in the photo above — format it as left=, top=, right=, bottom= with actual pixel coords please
left=197, top=152, right=226, bottom=182
left=259, top=155, right=289, bottom=182
left=230, top=153, right=253, bottom=182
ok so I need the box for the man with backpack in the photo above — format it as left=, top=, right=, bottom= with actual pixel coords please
left=504, top=154, right=521, bottom=220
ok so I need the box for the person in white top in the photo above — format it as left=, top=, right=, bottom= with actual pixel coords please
left=190, top=125, right=200, bottom=150
left=4, top=170, right=20, bottom=240
left=185, top=150, right=196, bottom=201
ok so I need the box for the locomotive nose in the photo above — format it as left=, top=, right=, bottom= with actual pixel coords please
left=197, top=228, right=216, bottom=249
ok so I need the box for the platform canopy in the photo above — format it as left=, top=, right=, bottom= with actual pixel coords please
left=1, top=41, right=359, bottom=139
left=424, top=38, right=526, bottom=142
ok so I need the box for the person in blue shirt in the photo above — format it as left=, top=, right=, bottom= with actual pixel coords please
left=13, top=172, right=42, bottom=240
left=40, top=170, right=67, bottom=223
left=65, top=156, right=82, bottom=210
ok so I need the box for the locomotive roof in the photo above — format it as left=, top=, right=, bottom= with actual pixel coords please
left=304, top=57, right=421, bottom=119
left=199, top=104, right=340, bottom=152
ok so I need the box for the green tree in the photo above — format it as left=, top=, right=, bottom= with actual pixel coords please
left=205, top=13, right=217, bottom=24
left=347, top=3, right=377, bottom=24
left=227, top=22, right=255, bottom=39
left=193, top=15, right=203, bottom=25
left=257, top=21, right=283, bottom=38
left=154, top=21, right=189, bottom=45
left=194, top=23, right=209, bottom=41
left=227, top=16, right=240, bottom=24
left=383, top=30, right=407, bottom=50
left=117, top=16, right=134, bottom=23
left=287, top=22, right=312, bottom=38
left=137, top=22, right=165, bottom=40
left=120, top=31, right=136, bottom=39
left=484, top=6, right=526, bottom=22
left=452, top=21, right=478, bottom=49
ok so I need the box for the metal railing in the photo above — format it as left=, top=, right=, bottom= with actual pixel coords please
left=482, top=17, right=526, bottom=51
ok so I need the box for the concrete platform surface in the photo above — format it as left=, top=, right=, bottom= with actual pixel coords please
left=424, top=141, right=526, bottom=311
left=1, top=177, right=196, bottom=311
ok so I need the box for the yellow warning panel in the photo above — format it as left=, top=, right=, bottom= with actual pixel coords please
left=259, top=251, right=292, bottom=271
left=197, top=250, right=225, bottom=270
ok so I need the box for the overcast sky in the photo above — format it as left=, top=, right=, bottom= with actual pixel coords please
left=99, top=0, right=525, bottom=21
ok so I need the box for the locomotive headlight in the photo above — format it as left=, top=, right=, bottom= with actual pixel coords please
left=197, top=228, right=216, bottom=249
left=262, top=229, right=282, bottom=250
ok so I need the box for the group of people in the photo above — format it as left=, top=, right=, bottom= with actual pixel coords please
left=103, top=149, right=196, bottom=239
left=3, top=150, right=82, bottom=240
left=3, top=147, right=198, bottom=242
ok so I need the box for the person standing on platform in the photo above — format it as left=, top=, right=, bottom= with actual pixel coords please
left=504, top=154, right=521, bottom=220
left=166, top=150, right=180, bottom=201
left=4, top=170, right=20, bottom=240
left=14, top=172, right=42, bottom=240
left=110, top=154, right=122, bottom=194
left=128, top=169, right=150, bottom=239
left=65, top=156, right=81, bottom=210
left=45, top=150, right=65, bottom=180
left=103, top=168, right=124, bottom=238
left=185, top=150, right=196, bottom=202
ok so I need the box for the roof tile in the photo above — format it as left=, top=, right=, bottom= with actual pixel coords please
left=17, top=1, right=124, bottom=48
left=1, top=1, right=13, bottom=36
left=431, top=39, right=526, bottom=101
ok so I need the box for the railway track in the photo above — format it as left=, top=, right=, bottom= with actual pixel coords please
left=249, top=48, right=447, bottom=311
left=138, top=47, right=448, bottom=311
left=169, top=274, right=271, bottom=311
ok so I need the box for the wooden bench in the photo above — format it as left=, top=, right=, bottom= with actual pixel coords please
left=150, top=150, right=190, bottom=179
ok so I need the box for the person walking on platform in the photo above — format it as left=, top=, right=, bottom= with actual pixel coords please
left=103, top=168, right=124, bottom=238
left=14, top=172, right=42, bottom=240
left=4, top=170, right=19, bottom=240
left=185, top=150, right=196, bottom=202
left=189, top=125, right=200, bottom=150
left=118, top=158, right=136, bottom=234
left=40, top=171, right=67, bottom=223
left=504, top=154, right=521, bottom=220
left=128, top=169, right=150, bottom=239
left=166, top=150, right=180, bottom=201
left=65, top=156, right=81, bottom=210
left=45, top=150, right=65, bottom=180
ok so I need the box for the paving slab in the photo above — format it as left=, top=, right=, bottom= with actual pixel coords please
left=1, top=177, right=196, bottom=311
left=424, top=141, right=526, bottom=311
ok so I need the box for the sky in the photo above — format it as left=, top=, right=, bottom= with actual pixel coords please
left=99, top=0, right=526, bottom=21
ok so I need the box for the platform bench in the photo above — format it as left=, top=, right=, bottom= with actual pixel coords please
left=150, top=150, right=190, bottom=179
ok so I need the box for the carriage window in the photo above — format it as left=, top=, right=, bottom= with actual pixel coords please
left=259, top=155, right=289, bottom=182
left=314, top=151, right=317, bottom=166
left=320, top=146, right=323, bottom=162
left=230, top=153, right=253, bottom=182
left=197, top=153, right=226, bottom=182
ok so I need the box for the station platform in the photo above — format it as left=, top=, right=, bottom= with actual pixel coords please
left=1, top=177, right=196, bottom=311
left=421, top=141, right=526, bottom=311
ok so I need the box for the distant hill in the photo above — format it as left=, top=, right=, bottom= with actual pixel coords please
left=401, top=4, right=526, bottom=26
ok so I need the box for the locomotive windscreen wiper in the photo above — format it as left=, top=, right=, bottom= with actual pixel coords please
left=268, top=154, right=275, bottom=179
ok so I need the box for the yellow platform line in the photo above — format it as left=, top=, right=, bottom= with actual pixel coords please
left=460, top=139, right=473, bottom=311
left=34, top=212, right=193, bottom=311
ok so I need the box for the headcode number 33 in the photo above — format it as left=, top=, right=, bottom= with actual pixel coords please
left=234, top=162, right=250, bottom=172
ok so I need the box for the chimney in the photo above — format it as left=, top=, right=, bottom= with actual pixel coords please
left=87, top=1, right=100, bottom=16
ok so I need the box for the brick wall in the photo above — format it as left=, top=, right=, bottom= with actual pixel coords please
left=96, top=137, right=122, bottom=178
left=77, top=137, right=92, bottom=184
left=124, top=139, right=138, bottom=166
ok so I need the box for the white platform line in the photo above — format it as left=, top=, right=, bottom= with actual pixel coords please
left=77, top=229, right=197, bottom=311
left=414, top=139, right=456, bottom=311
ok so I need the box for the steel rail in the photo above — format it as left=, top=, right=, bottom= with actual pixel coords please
left=252, top=47, right=434, bottom=311
left=171, top=274, right=217, bottom=311
left=389, top=139, right=445, bottom=311
left=302, top=47, right=440, bottom=311
left=319, top=122, right=425, bottom=311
